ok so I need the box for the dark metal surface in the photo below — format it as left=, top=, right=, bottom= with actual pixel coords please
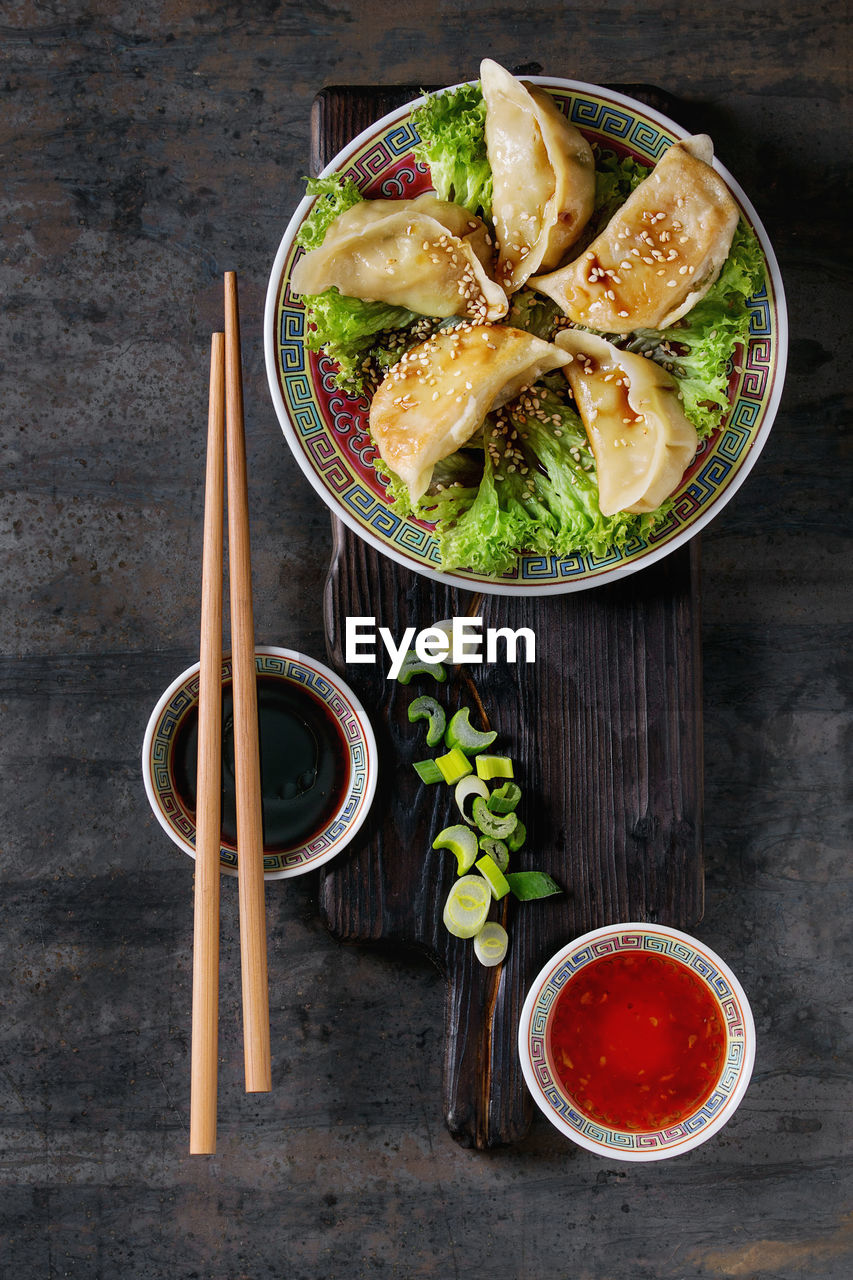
left=0, top=2, right=850, bottom=1277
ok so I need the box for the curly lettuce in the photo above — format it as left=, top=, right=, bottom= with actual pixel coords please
left=412, top=83, right=492, bottom=217
left=419, top=386, right=669, bottom=574
left=296, top=174, right=363, bottom=251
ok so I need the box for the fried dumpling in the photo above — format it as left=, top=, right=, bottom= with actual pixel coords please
left=290, top=193, right=508, bottom=322
left=555, top=329, right=698, bottom=515
left=481, top=59, right=595, bottom=294
left=531, top=135, right=739, bottom=333
left=370, top=323, right=570, bottom=502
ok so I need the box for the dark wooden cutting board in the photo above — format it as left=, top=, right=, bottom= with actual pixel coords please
left=315, top=84, right=704, bottom=1149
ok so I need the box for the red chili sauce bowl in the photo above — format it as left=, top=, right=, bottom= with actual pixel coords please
left=519, top=925, right=756, bottom=1160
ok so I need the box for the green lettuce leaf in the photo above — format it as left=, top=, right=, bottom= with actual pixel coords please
left=295, top=174, right=363, bottom=251
left=428, top=388, right=669, bottom=574
left=300, top=289, right=419, bottom=395
left=591, top=149, right=649, bottom=232
left=412, top=82, right=492, bottom=217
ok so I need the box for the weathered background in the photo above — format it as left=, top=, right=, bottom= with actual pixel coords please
left=1, top=1, right=850, bottom=1277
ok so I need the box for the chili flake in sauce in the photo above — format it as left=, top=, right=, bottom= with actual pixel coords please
left=548, top=951, right=727, bottom=1131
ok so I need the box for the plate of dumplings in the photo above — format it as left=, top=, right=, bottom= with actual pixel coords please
left=264, top=62, right=787, bottom=595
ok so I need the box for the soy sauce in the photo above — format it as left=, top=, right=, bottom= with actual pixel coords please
left=172, top=675, right=350, bottom=851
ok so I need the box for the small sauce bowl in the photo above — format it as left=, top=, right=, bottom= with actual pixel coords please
left=142, top=646, right=377, bottom=879
left=519, top=923, right=756, bottom=1160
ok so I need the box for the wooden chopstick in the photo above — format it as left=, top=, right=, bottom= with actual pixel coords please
left=190, top=332, right=226, bottom=1155
left=224, top=270, right=272, bottom=1094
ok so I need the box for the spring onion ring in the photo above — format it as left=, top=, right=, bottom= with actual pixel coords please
left=442, top=875, right=491, bottom=938
left=473, top=922, right=509, bottom=967
left=454, top=774, right=490, bottom=823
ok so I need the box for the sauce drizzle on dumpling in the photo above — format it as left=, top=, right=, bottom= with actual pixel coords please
left=531, top=135, right=739, bottom=332
left=370, top=323, right=570, bottom=502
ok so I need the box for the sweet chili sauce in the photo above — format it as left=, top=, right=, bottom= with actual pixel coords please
left=548, top=951, right=727, bottom=1131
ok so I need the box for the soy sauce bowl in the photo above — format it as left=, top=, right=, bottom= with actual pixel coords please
left=518, top=924, right=756, bottom=1161
left=142, top=646, right=377, bottom=879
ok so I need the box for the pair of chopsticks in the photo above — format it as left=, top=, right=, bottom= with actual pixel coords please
left=190, top=272, right=271, bottom=1156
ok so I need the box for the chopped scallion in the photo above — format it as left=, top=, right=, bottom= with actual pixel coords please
left=432, top=824, right=479, bottom=874
left=444, top=706, right=497, bottom=755
left=436, top=746, right=473, bottom=784
left=412, top=758, right=443, bottom=784
left=487, top=780, right=521, bottom=814
left=475, top=853, right=510, bottom=900
left=407, top=694, right=446, bottom=747
left=471, top=796, right=518, bottom=840
left=442, top=875, right=491, bottom=938
left=454, top=774, right=490, bottom=823
left=396, top=649, right=447, bottom=684
left=473, top=922, right=508, bottom=967
left=475, top=754, right=514, bottom=781
left=478, top=837, right=509, bottom=872
left=505, top=871, right=562, bottom=901
left=507, top=819, right=527, bottom=852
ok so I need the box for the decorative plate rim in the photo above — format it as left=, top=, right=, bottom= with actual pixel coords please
left=141, top=645, right=378, bottom=880
left=518, top=922, right=757, bottom=1161
left=264, top=77, right=788, bottom=596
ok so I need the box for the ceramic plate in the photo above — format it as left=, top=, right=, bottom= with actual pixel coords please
left=264, top=78, right=787, bottom=595
left=518, top=924, right=756, bottom=1160
left=142, top=646, right=377, bottom=879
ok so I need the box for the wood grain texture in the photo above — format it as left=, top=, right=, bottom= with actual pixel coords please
left=313, top=86, right=703, bottom=1146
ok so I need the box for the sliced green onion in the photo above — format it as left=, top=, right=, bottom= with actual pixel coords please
left=442, top=874, right=491, bottom=938
left=487, top=780, right=521, bottom=814
left=432, top=824, right=479, bottom=874
left=436, top=746, right=473, bottom=784
left=412, top=758, right=443, bottom=784
left=431, top=619, right=481, bottom=663
left=505, top=870, right=562, bottom=901
left=407, top=695, right=446, bottom=747
left=507, top=819, right=527, bottom=852
left=475, top=853, right=510, bottom=900
left=474, top=922, right=508, bottom=967
left=475, top=754, right=514, bottom=781
left=454, top=774, right=489, bottom=823
left=444, top=706, right=497, bottom=756
left=471, top=796, right=518, bottom=840
left=478, top=837, right=509, bottom=872
left=396, top=649, right=447, bottom=685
